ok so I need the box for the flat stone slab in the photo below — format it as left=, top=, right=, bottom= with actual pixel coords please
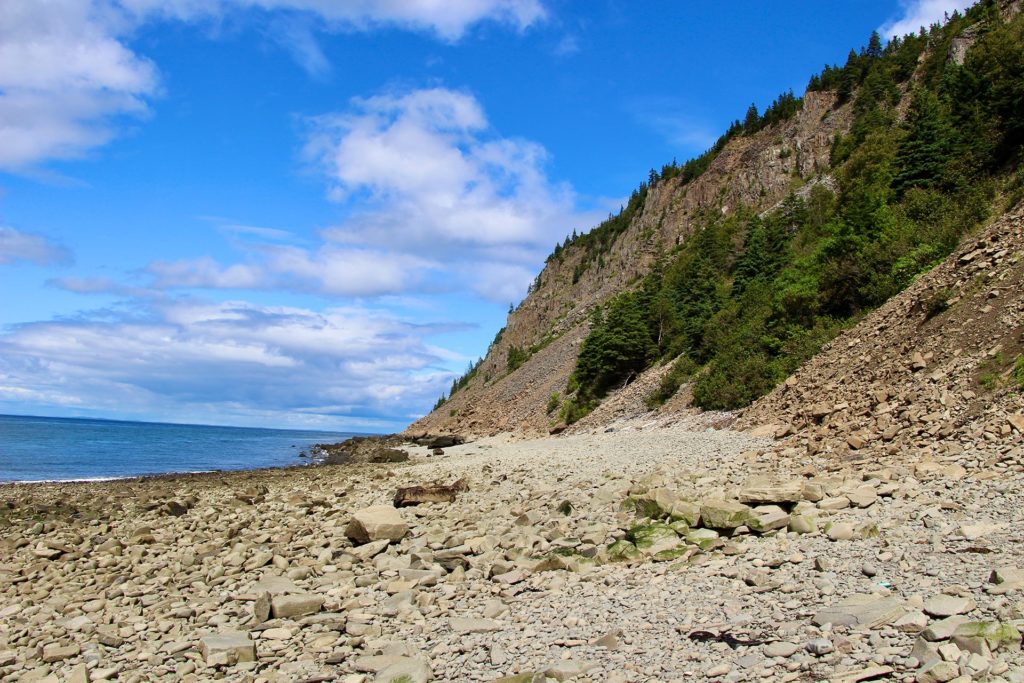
left=923, top=595, right=975, bottom=618
left=699, top=500, right=755, bottom=530
left=271, top=593, right=324, bottom=619
left=812, top=595, right=905, bottom=628
left=450, top=617, right=502, bottom=633
left=374, top=656, right=432, bottom=682
left=250, top=575, right=300, bottom=595
left=738, top=481, right=803, bottom=505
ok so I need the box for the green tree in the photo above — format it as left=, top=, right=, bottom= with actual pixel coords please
left=892, top=89, right=953, bottom=195
left=573, top=293, right=656, bottom=399
left=743, top=103, right=760, bottom=133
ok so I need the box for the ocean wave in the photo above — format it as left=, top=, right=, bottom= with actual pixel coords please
left=1, top=470, right=216, bottom=484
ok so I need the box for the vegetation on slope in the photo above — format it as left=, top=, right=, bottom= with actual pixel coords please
left=561, top=2, right=1024, bottom=422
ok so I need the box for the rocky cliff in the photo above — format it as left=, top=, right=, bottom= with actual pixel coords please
left=407, top=91, right=853, bottom=437
left=408, top=0, right=1023, bottom=439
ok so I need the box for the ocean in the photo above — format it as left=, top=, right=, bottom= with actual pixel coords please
left=0, top=414, right=361, bottom=483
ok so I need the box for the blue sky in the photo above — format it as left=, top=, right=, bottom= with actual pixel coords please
left=0, top=0, right=972, bottom=431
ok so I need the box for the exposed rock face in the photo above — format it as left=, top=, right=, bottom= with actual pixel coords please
left=406, top=90, right=853, bottom=439
left=738, top=202, right=1024, bottom=472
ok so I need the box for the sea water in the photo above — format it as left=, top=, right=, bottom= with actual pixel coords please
left=0, top=414, right=360, bottom=482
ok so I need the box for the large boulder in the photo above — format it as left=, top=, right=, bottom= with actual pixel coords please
left=738, top=480, right=803, bottom=505
left=315, top=435, right=409, bottom=465
left=812, top=595, right=906, bottom=628
left=345, top=505, right=409, bottom=544
left=952, top=621, right=1022, bottom=653
left=630, top=488, right=701, bottom=525
left=627, top=523, right=681, bottom=556
left=426, top=435, right=464, bottom=449
left=199, top=632, right=256, bottom=666
left=699, top=500, right=755, bottom=530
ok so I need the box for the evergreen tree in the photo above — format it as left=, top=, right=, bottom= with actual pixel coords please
left=892, top=89, right=953, bottom=194
left=743, top=103, right=760, bottom=133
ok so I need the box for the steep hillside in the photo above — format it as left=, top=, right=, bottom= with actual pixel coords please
left=738, top=200, right=1024, bottom=462
left=408, top=91, right=852, bottom=437
left=408, top=0, right=1024, bottom=439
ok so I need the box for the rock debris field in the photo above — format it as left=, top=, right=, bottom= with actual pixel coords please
left=3, top=417, right=1024, bottom=683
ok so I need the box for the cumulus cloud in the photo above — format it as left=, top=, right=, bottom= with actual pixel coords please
left=124, top=0, right=546, bottom=41
left=0, top=298, right=458, bottom=429
left=0, top=0, right=547, bottom=170
left=880, top=0, right=975, bottom=38
left=142, top=87, right=600, bottom=302
left=147, top=246, right=437, bottom=297
left=305, top=87, right=601, bottom=298
left=0, top=226, right=72, bottom=266
left=0, top=1, right=158, bottom=170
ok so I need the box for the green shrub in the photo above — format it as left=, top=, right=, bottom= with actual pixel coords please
left=1014, top=355, right=1024, bottom=391
left=923, top=287, right=953, bottom=319
left=506, top=345, right=528, bottom=373
left=559, top=397, right=593, bottom=425
left=546, top=392, right=561, bottom=414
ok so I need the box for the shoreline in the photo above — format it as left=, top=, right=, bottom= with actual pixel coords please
left=3, top=419, right=1024, bottom=682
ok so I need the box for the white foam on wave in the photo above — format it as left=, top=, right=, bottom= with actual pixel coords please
left=1, top=470, right=216, bottom=484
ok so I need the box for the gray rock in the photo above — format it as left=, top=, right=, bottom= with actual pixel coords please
left=271, top=593, right=324, bottom=619
left=806, top=638, right=834, bottom=655
left=346, top=505, right=409, bottom=544
left=922, top=616, right=970, bottom=642
left=923, top=595, right=975, bottom=618
left=450, top=617, right=501, bottom=633
left=699, top=500, right=755, bottom=530
left=764, top=641, right=800, bottom=658
left=812, top=595, right=905, bottom=628
left=198, top=632, right=256, bottom=666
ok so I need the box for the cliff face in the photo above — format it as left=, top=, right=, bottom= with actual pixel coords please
left=407, top=91, right=853, bottom=438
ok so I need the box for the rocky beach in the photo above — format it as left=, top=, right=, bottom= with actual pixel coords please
left=3, top=406, right=1024, bottom=683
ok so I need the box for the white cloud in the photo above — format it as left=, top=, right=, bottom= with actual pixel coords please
left=0, top=298, right=457, bottom=429
left=122, top=0, right=546, bottom=41
left=147, top=245, right=436, bottom=297
left=0, top=0, right=547, bottom=170
left=880, top=0, right=975, bottom=38
left=0, top=1, right=157, bottom=170
left=0, top=226, right=72, bottom=266
left=305, top=86, right=601, bottom=299
left=141, top=87, right=600, bottom=302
